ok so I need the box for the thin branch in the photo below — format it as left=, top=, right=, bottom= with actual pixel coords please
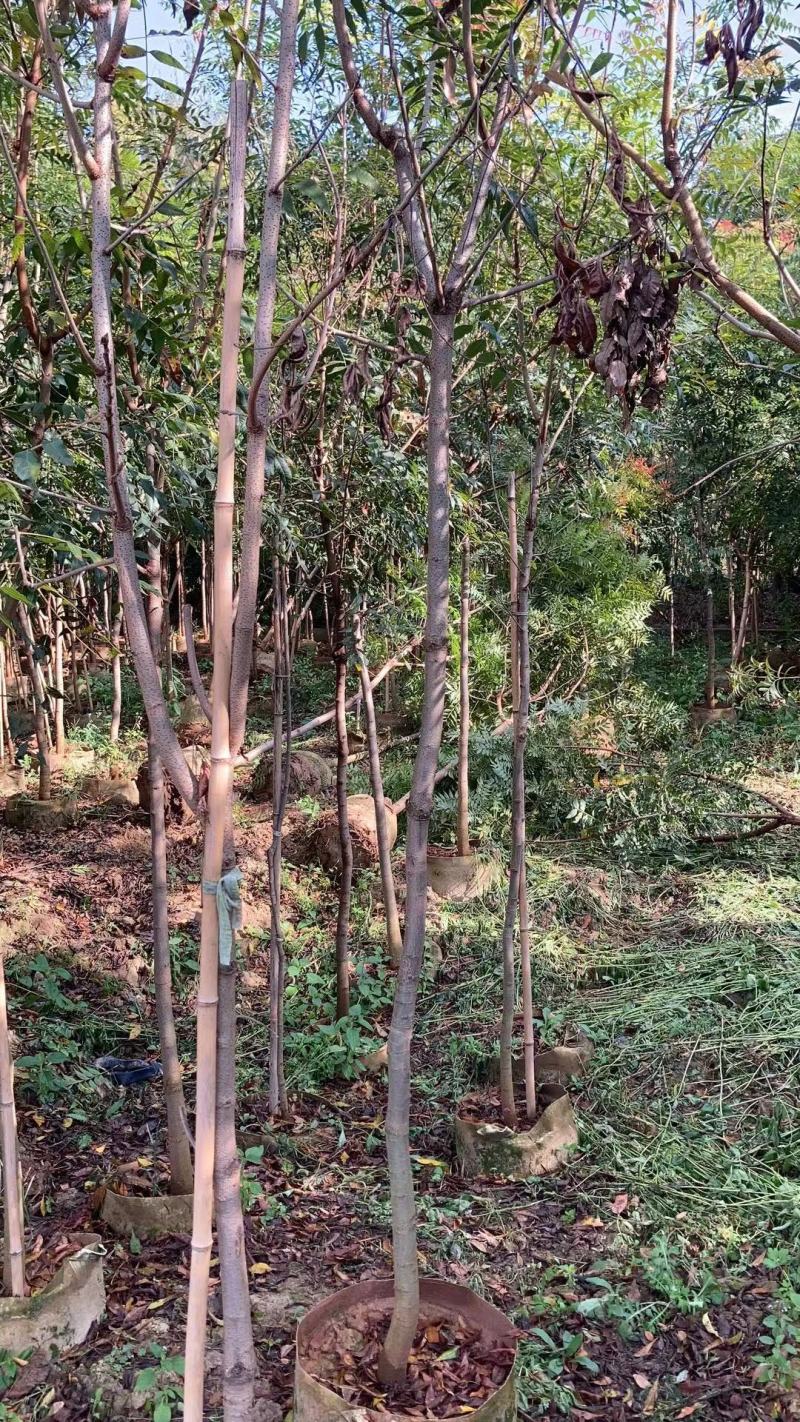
left=31, top=0, right=99, bottom=179
left=0, top=117, right=98, bottom=370
left=96, top=0, right=132, bottom=82
left=241, top=634, right=422, bottom=765
left=182, top=603, right=213, bottom=722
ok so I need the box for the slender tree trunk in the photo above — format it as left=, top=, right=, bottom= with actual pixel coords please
left=110, top=601, right=123, bottom=742
left=183, top=78, right=249, bottom=1422
left=704, top=584, right=716, bottom=707
left=53, top=597, right=65, bottom=757
left=83, top=655, right=94, bottom=713
left=353, top=608, right=403, bottom=968
left=268, top=555, right=289, bottom=1114
left=145, top=450, right=194, bottom=1196
left=0, top=952, right=25, bottom=1298
left=731, top=547, right=752, bottom=667
left=668, top=538, right=677, bottom=659
left=15, top=614, right=50, bottom=801
left=215, top=954, right=256, bottom=1419
left=379, top=308, right=455, bottom=1385
left=500, top=389, right=551, bottom=1124
left=176, top=540, right=185, bottom=642
left=456, top=537, right=470, bottom=856
left=200, top=540, right=209, bottom=639
left=332, top=605, right=352, bottom=1021
left=150, top=745, right=194, bottom=1191
left=227, top=0, right=299, bottom=754
left=0, top=642, right=8, bottom=763
left=727, top=555, right=737, bottom=659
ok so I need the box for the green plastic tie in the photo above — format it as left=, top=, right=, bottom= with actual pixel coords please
left=202, top=866, right=243, bottom=967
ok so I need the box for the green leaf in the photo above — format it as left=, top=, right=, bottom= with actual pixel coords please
left=350, top=165, right=381, bottom=193
left=134, top=1367, right=157, bottom=1390
left=42, top=433, right=73, bottom=467
left=129, top=1230, right=142, bottom=1256
left=244, top=1145, right=265, bottom=1163
left=13, top=450, right=39, bottom=485
left=150, top=49, right=186, bottom=69
left=152, top=1401, right=172, bottom=1422
left=121, top=43, right=147, bottom=57
left=589, top=51, right=612, bottom=75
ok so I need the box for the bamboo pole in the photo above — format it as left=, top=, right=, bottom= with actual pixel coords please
left=0, top=953, right=25, bottom=1297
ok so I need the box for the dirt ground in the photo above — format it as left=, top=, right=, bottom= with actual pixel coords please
left=1, top=746, right=798, bottom=1421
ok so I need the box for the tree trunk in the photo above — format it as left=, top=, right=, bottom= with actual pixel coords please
left=16, top=613, right=50, bottom=801
left=145, top=454, right=194, bottom=1197
left=378, top=308, right=455, bottom=1385
left=0, top=952, right=25, bottom=1298
left=501, top=388, right=552, bottom=1124
left=149, top=745, right=194, bottom=1192
left=200, top=539, right=209, bottom=639
left=53, top=597, right=65, bottom=757
left=332, top=608, right=353, bottom=1020
left=268, top=555, right=289, bottom=1115
left=731, top=548, right=752, bottom=667
left=727, top=555, right=736, bottom=659
left=704, top=585, right=716, bottom=707
left=456, top=536, right=470, bottom=856
left=110, top=601, right=123, bottom=742
left=0, top=641, right=8, bottom=763
left=353, top=608, right=403, bottom=968
left=184, top=78, right=249, bottom=1422
left=215, top=956, right=256, bottom=1420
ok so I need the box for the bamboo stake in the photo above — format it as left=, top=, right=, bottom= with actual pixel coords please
left=0, top=953, right=25, bottom=1297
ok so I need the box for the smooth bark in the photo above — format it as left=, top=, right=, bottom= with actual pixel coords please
left=353, top=609, right=403, bottom=968
left=456, top=537, right=470, bottom=856
left=0, top=952, right=25, bottom=1297
left=145, top=451, right=194, bottom=1197
left=379, top=309, right=455, bottom=1384
left=229, top=0, right=300, bottom=754
left=110, top=601, right=123, bottom=741
left=184, top=77, right=249, bottom=1422
left=215, top=956, right=256, bottom=1419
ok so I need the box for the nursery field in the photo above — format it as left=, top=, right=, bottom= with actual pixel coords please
left=2, top=655, right=799, bottom=1422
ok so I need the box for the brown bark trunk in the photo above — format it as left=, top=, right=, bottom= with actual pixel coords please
left=456, top=536, right=470, bottom=856
left=268, top=555, right=289, bottom=1115
left=215, top=958, right=256, bottom=1419
left=53, top=598, right=65, bottom=757
left=500, top=392, right=551, bottom=1126
left=705, top=586, right=716, bottom=707
left=15, top=612, right=50, bottom=801
left=145, top=452, right=194, bottom=1196
left=731, top=550, right=753, bottom=666
left=184, top=76, right=250, bottom=1422
left=0, top=642, right=6, bottom=764
left=353, top=608, right=403, bottom=968
left=200, top=539, right=209, bottom=639
left=379, top=308, right=455, bottom=1384
left=0, top=952, right=25, bottom=1297
left=110, top=601, right=123, bottom=741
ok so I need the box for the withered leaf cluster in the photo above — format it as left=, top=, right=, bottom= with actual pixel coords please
left=700, top=0, right=765, bottom=93
left=551, top=228, right=683, bottom=419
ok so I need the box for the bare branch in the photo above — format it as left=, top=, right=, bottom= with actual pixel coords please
left=182, top=604, right=213, bottom=722
left=32, top=0, right=100, bottom=179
